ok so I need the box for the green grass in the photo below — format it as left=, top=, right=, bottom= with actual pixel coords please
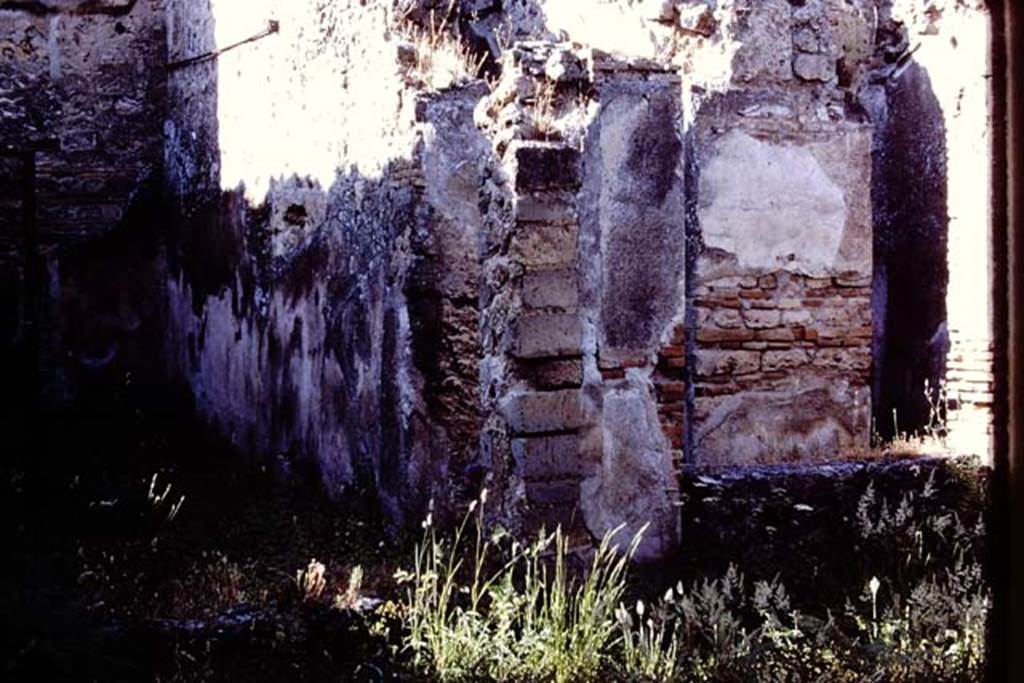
left=391, top=479, right=989, bottom=682
left=396, top=491, right=641, bottom=682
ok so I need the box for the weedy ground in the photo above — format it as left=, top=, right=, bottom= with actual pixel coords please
left=1, top=379, right=990, bottom=681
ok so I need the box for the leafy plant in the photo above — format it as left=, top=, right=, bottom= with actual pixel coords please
left=390, top=467, right=987, bottom=681
left=615, top=469, right=990, bottom=682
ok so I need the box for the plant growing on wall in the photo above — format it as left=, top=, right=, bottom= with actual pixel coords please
left=399, top=0, right=487, bottom=91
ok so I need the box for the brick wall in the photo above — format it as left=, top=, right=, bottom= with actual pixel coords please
left=1, top=0, right=166, bottom=242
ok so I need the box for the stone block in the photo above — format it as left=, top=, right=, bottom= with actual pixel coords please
left=520, top=358, right=583, bottom=389
left=755, top=328, right=798, bottom=342
left=516, top=191, right=577, bottom=224
left=812, top=347, right=871, bottom=371
left=729, top=0, right=793, bottom=83
left=523, top=502, right=579, bottom=534
left=502, top=389, right=590, bottom=434
left=743, top=308, right=781, bottom=329
left=522, top=268, right=578, bottom=310
left=762, top=349, right=810, bottom=372
left=544, top=49, right=586, bottom=82
left=513, top=314, right=582, bottom=359
left=526, top=479, right=580, bottom=505
left=696, top=349, right=761, bottom=377
left=835, top=273, right=871, bottom=287
left=512, top=434, right=581, bottom=479
left=814, top=306, right=852, bottom=327
left=697, top=328, right=756, bottom=343
left=782, top=309, right=812, bottom=325
left=513, top=142, right=582, bottom=192
left=712, top=308, right=744, bottom=329
left=696, top=295, right=742, bottom=308
left=597, top=351, right=649, bottom=370
left=793, top=53, right=836, bottom=82
left=511, top=222, right=578, bottom=267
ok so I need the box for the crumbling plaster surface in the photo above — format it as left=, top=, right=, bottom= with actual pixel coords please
left=581, top=372, right=680, bottom=560
left=592, top=87, right=686, bottom=357
left=683, top=2, right=877, bottom=466
left=699, top=131, right=848, bottom=277
left=162, top=0, right=490, bottom=520
left=693, top=104, right=874, bottom=283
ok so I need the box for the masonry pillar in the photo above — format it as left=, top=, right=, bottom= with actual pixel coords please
left=479, top=43, right=683, bottom=560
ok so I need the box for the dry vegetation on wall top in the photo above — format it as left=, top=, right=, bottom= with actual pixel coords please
left=397, top=1, right=489, bottom=91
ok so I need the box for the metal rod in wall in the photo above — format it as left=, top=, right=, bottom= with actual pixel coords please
left=166, top=20, right=280, bottom=72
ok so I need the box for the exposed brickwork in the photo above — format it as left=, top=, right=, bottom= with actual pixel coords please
left=694, top=273, right=872, bottom=397
left=0, top=0, right=995, bottom=562
left=0, top=0, right=166, bottom=242
left=654, top=322, right=687, bottom=466
left=1, top=0, right=167, bottom=407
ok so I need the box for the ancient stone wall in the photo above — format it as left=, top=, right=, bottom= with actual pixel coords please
left=1, top=0, right=165, bottom=239
left=686, top=3, right=876, bottom=465
left=0, top=0, right=998, bottom=556
left=161, top=0, right=489, bottom=520
left=689, top=102, right=874, bottom=464
left=0, top=0, right=167, bottom=406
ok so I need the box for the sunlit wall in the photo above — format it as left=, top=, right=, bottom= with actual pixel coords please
left=890, top=0, right=994, bottom=460
left=211, top=0, right=416, bottom=202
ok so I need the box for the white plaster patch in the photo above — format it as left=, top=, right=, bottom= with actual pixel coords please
left=699, top=130, right=847, bottom=276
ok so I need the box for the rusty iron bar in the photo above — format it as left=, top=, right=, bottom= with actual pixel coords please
left=166, top=19, right=280, bottom=72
